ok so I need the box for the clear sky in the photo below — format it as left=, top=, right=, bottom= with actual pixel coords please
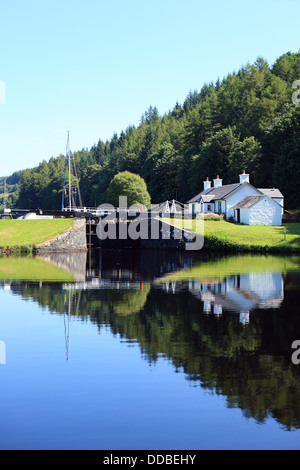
left=0, top=0, right=300, bottom=176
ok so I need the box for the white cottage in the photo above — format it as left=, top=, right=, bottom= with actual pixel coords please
left=187, top=172, right=284, bottom=226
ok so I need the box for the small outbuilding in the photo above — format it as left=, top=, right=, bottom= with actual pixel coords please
left=231, top=195, right=283, bottom=226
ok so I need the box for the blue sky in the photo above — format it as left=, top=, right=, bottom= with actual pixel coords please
left=0, top=0, right=299, bottom=176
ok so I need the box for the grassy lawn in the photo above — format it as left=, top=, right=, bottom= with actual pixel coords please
left=0, top=219, right=74, bottom=249
left=165, top=217, right=300, bottom=252
left=0, top=256, right=74, bottom=281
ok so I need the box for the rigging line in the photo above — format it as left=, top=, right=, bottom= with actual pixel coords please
left=72, top=153, right=83, bottom=208
left=61, top=150, right=68, bottom=210
left=67, top=289, right=71, bottom=361
left=74, top=289, right=82, bottom=317
left=2, top=178, right=6, bottom=214
left=62, top=285, right=71, bottom=362
left=67, top=131, right=71, bottom=211
left=61, top=285, right=68, bottom=360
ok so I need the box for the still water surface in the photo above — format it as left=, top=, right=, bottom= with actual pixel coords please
left=0, top=249, right=300, bottom=450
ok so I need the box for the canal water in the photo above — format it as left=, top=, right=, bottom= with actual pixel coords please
left=0, top=249, right=299, bottom=450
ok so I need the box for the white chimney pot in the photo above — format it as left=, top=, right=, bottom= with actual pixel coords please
left=239, top=171, right=249, bottom=184
left=213, top=175, right=222, bottom=188
left=203, top=177, right=211, bottom=190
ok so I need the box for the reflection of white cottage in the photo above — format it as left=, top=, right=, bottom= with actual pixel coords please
left=193, top=271, right=284, bottom=323
left=239, top=312, right=250, bottom=325
left=213, top=304, right=222, bottom=316
left=226, top=272, right=284, bottom=311
left=187, top=172, right=284, bottom=226
left=203, top=300, right=212, bottom=314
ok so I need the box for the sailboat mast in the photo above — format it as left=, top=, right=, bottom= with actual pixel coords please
left=67, top=131, right=71, bottom=211
left=3, top=178, right=6, bottom=214
left=62, top=130, right=82, bottom=211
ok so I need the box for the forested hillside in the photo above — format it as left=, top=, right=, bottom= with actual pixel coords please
left=0, top=172, right=22, bottom=210
left=2, top=51, right=300, bottom=211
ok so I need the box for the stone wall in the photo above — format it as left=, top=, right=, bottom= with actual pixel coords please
left=37, top=251, right=87, bottom=281
left=36, top=219, right=87, bottom=253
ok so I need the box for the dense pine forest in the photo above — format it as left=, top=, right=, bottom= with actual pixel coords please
left=1, top=51, right=300, bottom=211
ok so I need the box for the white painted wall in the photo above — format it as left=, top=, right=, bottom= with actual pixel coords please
left=239, top=208, right=250, bottom=225
left=189, top=202, right=215, bottom=213
left=188, top=202, right=202, bottom=214
left=274, top=197, right=284, bottom=215
left=205, top=203, right=215, bottom=213
left=234, top=196, right=282, bottom=225
left=226, top=183, right=261, bottom=219
left=248, top=197, right=282, bottom=225
left=236, top=197, right=282, bottom=225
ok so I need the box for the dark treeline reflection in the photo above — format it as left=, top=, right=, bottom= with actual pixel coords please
left=4, top=250, right=300, bottom=430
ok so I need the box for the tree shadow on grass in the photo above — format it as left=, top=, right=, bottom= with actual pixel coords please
left=281, top=224, right=300, bottom=247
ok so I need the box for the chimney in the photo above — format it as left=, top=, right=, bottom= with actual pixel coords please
left=239, top=170, right=249, bottom=184
left=213, top=175, right=222, bottom=188
left=203, top=177, right=211, bottom=191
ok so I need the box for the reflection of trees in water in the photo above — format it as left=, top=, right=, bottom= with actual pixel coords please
left=107, top=283, right=151, bottom=316
left=10, top=279, right=300, bottom=430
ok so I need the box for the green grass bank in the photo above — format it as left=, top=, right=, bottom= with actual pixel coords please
left=166, top=217, right=300, bottom=253
left=156, top=254, right=300, bottom=284
left=0, top=256, right=74, bottom=282
left=0, top=219, right=74, bottom=253
left=1, top=217, right=299, bottom=254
